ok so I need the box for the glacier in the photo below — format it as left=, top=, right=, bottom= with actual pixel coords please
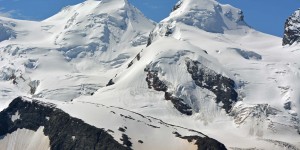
left=0, top=0, right=300, bottom=149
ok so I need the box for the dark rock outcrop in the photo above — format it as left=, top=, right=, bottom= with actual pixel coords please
left=128, top=52, right=142, bottom=68
left=164, top=92, right=193, bottom=116
left=172, top=132, right=227, bottom=150
left=0, top=97, right=130, bottom=150
left=145, top=70, right=168, bottom=92
left=145, top=69, right=193, bottom=115
left=120, top=134, right=132, bottom=148
left=186, top=59, right=238, bottom=113
left=0, top=97, right=227, bottom=150
left=182, top=136, right=227, bottom=150
left=283, top=9, right=300, bottom=46
left=284, top=101, right=292, bottom=110
left=146, top=31, right=154, bottom=47
left=106, top=79, right=115, bottom=86
left=172, top=0, right=183, bottom=12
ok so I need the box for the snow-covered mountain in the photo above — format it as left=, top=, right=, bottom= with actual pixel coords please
left=0, top=0, right=154, bottom=104
left=44, top=0, right=154, bottom=59
left=0, top=0, right=300, bottom=149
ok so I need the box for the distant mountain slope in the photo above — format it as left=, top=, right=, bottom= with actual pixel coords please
left=0, top=0, right=155, bottom=104
left=43, top=0, right=154, bottom=60
left=167, top=0, right=248, bottom=33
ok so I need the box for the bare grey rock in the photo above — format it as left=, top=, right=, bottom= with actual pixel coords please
left=283, top=9, right=300, bottom=45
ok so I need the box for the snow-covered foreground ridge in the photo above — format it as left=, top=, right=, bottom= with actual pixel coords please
left=0, top=0, right=300, bottom=149
left=0, top=97, right=227, bottom=150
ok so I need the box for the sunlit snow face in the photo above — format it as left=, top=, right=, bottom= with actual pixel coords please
left=166, top=0, right=246, bottom=33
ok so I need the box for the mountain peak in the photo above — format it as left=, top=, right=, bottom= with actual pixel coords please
left=41, top=0, right=154, bottom=60
left=283, top=9, right=300, bottom=46
left=1, top=1, right=300, bottom=149
left=44, top=0, right=127, bottom=22
left=165, top=0, right=247, bottom=33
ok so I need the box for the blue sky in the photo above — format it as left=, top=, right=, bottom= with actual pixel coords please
left=0, top=0, right=299, bottom=37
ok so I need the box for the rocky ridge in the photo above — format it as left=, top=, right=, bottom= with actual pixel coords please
left=0, top=97, right=129, bottom=150
left=283, top=9, right=300, bottom=45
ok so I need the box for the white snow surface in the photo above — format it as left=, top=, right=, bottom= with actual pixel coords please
left=0, top=127, right=50, bottom=150
left=0, top=0, right=155, bottom=103
left=0, top=0, right=300, bottom=149
left=166, top=0, right=248, bottom=33
left=11, top=111, right=20, bottom=122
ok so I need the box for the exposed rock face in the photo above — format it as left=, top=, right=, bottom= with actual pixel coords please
left=164, top=92, right=193, bottom=116
left=173, top=132, right=227, bottom=150
left=128, top=52, right=142, bottom=68
left=283, top=9, right=300, bottom=46
left=185, top=59, right=238, bottom=113
left=106, top=79, right=115, bottom=86
left=182, top=136, right=227, bottom=150
left=172, top=0, right=183, bottom=12
left=146, top=31, right=154, bottom=47
left=145, top=69, right=193, bottom=115
left=0, top=98, right=229, bottom=150
left=145, top=70, right=168, bottom=92
left=0, top=97, right=130, bottom=150
left=284, top=101, right=292, bottom=110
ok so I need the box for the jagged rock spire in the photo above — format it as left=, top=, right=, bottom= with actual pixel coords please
left=283, top=9, right=300, bottom=46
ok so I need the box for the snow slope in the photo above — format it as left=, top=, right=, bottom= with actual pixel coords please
left=0, top=0, right=155, bottom=107
left=0, top=127, right=50, bottom=150
left=75, top=0, right=300, bottom=149
left=0, top=97, right=226, bottom=150
left=0, top=0, right=300, bottom=149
